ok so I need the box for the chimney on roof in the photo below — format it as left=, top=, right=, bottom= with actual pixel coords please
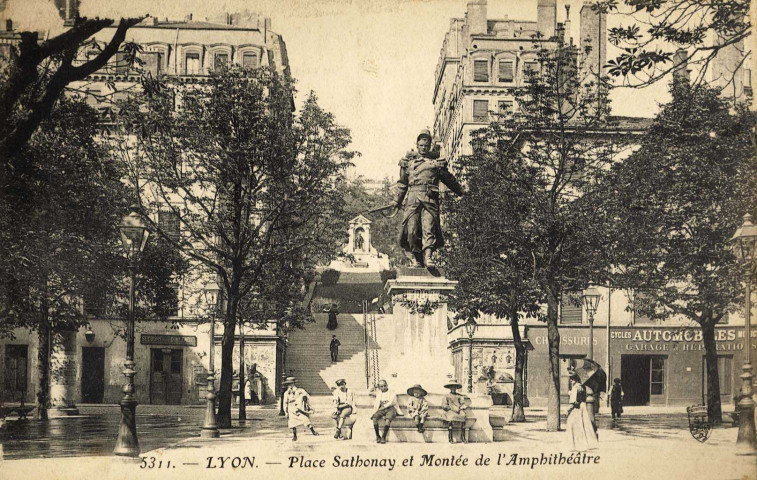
left=466, top=0, right=487, bottom=36
left=151, top=17, right=159, bottom=26
left=537, top=0, right=557, bottom=40
left=673, top=48, right=690, bottom=83
left=225, top=13, right=232, bottom=25
left=5, top=19, right=12, bottom=32
left=185, top=13, right=193, bottom=22
left=564, top=5, right=572, bottom=44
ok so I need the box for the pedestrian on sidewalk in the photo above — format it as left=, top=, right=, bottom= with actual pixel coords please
left=566, top=371, right=598, bottom=452
left=609, top=377, right=624, bottom=420
left=406, top=384, right=429, bottom=433
left=283, top=377, right=319, bottom=441
left=371, top=379, right=402, bottom=444
left=330, top=335, right=341, bottom=362
left=441, top=379, right=469, bottom=443
left=332, top=379, right=355, bottom=439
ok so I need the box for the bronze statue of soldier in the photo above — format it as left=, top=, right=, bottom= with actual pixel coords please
left=393, top=129, right=464, bottom=268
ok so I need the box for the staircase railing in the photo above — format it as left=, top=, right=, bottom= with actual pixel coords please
left=363, top=299, right=380, bottom=390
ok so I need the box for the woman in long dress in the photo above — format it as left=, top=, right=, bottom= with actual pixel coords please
left=566, top=373, right=598, bottom=451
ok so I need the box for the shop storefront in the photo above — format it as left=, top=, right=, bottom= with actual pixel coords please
left=526, top=325, right=756, bottom=408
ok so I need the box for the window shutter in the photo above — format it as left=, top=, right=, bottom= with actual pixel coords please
left=498, top=60, right=514, bottom=82
left=474, top=60, right=489, bottom=82
left=473, top=100, right=489, bottom=121
left=159, top=209, right=181, bottom=242
left=242, top=53, right=258, bottom=69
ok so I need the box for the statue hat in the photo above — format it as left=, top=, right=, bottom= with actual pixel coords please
left=416, top=129, right=432, bottom=142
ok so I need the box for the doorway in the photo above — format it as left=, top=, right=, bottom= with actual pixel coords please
left=81, top=347, right=105, bottom=403
left=3, top=344, right=28, bottom=403
left=621, top=355, right=667, bottom=406
left=150, top=348, right=183, bottom=405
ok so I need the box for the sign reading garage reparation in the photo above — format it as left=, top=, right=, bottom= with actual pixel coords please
left=140, top=334, right=198, bottom=347
left=611, top=327, right=755, bottom=352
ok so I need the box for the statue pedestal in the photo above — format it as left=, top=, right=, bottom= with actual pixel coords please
left=384, top=268, right=457, bottom=392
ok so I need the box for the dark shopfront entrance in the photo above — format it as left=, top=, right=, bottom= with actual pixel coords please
left=150, top=348, right=183, bottom=405
left=81, top=347, right=105, bottom=403
left=621, top=355, right=666, bottom=406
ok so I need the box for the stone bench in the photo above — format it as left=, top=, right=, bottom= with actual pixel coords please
left=386, top=394, right=476, bottom=443
left=0, top=405, right=35, bottom=421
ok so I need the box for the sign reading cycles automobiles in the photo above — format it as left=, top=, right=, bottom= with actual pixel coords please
left=611, top=328, right=752, bottom=352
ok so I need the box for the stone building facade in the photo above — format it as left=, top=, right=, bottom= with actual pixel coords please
left=0, top=12, right=291, bottom=409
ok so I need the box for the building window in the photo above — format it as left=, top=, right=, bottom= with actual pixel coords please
left=474, top=60, right=489, bottom=82
left=185, top=52, right=201, bottom=75
left=472, top=99, right=489, bottom=122
left=158, top=209, right=181, bottom=242
left=498, top=100, right=513, bottom=115
left=498, top=60, right=514, bottom=82
left=632, top=291, right=656, bottom=325
left=523, top=61, right=539, bottom=80
left=650, top=356, right=665, bottom=395
left=84, top=288, right=107, bottom=316
left=702, top=356, right=732, bottom=397
left=114, top=51, right=129, bottom=74
left=143, top=51, right=163, bottom=76
left=560, top=293, right=583, bottom=324
left=242, top=52, right=258, bottom=69
left=214, top=52, right=229, bottom=70
left=3, top=345, right=28, bottom=403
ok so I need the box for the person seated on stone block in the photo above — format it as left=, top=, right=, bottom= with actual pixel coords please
left=406, top=384, right=429, bottom=433
left=371, top=379, right=403, bottom=444
left=441, top=379, right=469, bottom=443
left=331, top=379, right=355, bottom=440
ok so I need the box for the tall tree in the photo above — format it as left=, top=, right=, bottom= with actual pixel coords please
left=0, top=97, right=181, bottom=417
left=115, top=66, right=354, bottom=427
left=601, top=78, right=757, bottom=423
left=443, top=150, right=544, bottom=421
left=445, top=40, right=619, bottom=431
left=1, top=11, right=144, bottom=171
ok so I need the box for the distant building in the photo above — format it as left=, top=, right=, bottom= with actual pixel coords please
left=433, top=0, right=608, bottom=161
left=327, top=215, right=391, bottom=273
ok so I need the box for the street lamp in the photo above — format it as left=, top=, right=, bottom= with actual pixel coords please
left=582, top=287, right=601, bottom=430
left=464, top=319, right=478, bottom=394
left=114, top=206, right=149, bottom=458
left=582, top=287, right=601, bottom=360
left=201, top=279, right=221, bottom=438
left=731, top=213, right=757, bottom=446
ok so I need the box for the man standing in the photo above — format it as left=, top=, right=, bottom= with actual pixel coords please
left=332, top=379, right=355, bottom=439
left=329, top=335, right=341, bottom=362
left=393, top=129, right=464, bottom=268
left=371, top=379, right=402, bottom=444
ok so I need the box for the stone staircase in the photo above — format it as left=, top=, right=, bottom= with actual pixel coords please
left=286, top=313, right=373, bottom=395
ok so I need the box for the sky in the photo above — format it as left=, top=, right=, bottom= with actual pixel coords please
left=4, top=0, right=671, bottom=181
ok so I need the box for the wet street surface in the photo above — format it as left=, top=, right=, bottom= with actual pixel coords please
left=0, top=406, right=207, bottom=460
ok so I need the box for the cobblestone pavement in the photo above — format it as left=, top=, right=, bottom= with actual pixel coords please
left=2, top=404, right=755, bottom=480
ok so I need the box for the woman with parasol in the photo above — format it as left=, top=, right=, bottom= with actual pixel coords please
left=566, top=367, right=599, bottom=451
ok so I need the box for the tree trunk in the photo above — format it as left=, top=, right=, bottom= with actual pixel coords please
left=36, top=312, right=51, bottom=420
left=238, top=320, right=246, bottom=424
left=510, top=304, right=526, bottom=422
left=545, top=286, right=561, bottom=431
left=701, top=318, right=723, bottom=425
left=216, top=294, right=239, bottom=428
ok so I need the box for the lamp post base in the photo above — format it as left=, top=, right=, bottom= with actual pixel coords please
left=201, top=373, right=220, bottom=439
left=736, top=363, right=756, bottom=446
left=114, top=399, right=140, bottom=457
